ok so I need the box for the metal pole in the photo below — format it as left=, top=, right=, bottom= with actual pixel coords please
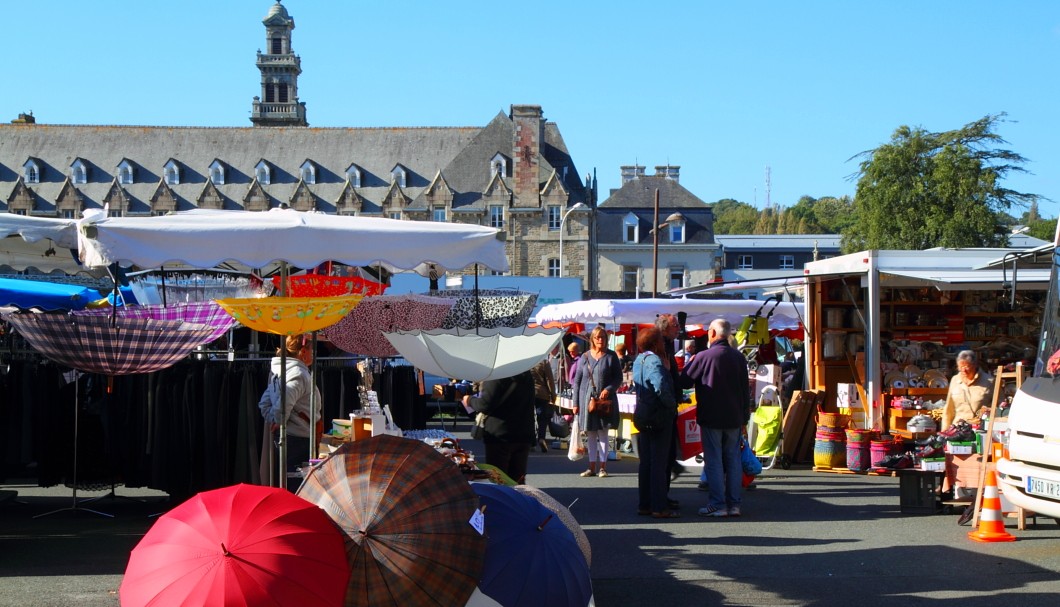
left=277, top=262, right=289, bottom=489
left=652, top=188, right=660, bottom=298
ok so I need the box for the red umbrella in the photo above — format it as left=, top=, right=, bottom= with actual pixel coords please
left=297, top=435, right=486, bottom=607
left=121, top=483, right=349, bottom=607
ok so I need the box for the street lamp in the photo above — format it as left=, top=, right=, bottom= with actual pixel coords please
left=558, top=202, right=589, bottom=277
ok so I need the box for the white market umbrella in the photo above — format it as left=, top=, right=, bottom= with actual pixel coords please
left=384, top=327, right=563, bottom=382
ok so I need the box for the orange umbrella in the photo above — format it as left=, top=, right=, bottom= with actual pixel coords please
left=214, top=294, right=363, bottom=335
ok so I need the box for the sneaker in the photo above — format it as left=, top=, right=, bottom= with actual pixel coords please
left=697, top=482, right=710, bottom=491
left=938, top=420, right=972, bottom=439
left=597, top=469, right=609, bottom=478
left=727, top=506, right=741, bottom=517
left=698, top=505, right=728, bottom=518
left=579, top=469, right=595, bottom=477
left=914, top=444, right=943, bottom=459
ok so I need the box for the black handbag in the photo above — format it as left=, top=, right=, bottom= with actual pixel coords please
left=548, top=413, right=571, bottom=439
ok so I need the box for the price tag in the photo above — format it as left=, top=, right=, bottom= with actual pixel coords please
left=469, top=507, right=485, bottom=535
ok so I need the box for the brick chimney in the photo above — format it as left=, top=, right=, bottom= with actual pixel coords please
left=655, top=165, right=680, bottom=183
left=511, top=104, right=543, bottom=207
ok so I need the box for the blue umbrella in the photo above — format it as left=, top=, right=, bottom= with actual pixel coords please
left=0, top=277, right=105, bottom=311
left=470, top=483, right=593, bottom=607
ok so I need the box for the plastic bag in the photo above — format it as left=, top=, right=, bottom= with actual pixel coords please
left=741, top=438, right=763, bottom=476
left=567, top=417, right=585, bottom=461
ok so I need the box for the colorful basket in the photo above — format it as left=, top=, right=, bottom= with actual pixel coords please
left=814, top=438, right=847, bottom=469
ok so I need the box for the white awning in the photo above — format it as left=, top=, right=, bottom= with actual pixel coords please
left=878, top=269, right=1050, bottom=291
left=666, top=276, right=806, bottom=297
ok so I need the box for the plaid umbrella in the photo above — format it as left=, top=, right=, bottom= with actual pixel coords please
left=296, top=435, right=486, bottom=607
left=73, top=301, right=237, bottom=343
left=429, top=289, right=538, bottom=330
left=2, top=313, right=215, bottom=375
left=214, top=294, right=363, bottom=335
left=271, top=274, right=387, bottom=298
left=322, top=294, right=455, bottom=357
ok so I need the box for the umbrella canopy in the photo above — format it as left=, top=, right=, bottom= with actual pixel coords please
left=128, top=271, right=269, bottom=306
left=296, top=435, right=486, bottom=607
left=512, top=484, right=591, bottom=567
left=74, top=301, right=237, bottom=343
left=430, top=290, right=539, bottom=330
left=214, top=294, right=363, bottom=336
left=322, top=294, right=456, bottom=357
left=383, top=327, right=563, bottom=382
left=470, top=483, right=592, bottom=607
left=0, top=277, right=105, bottom=311
left=271, top=274, right=387, bottom=298
left=3, top=313, right=215, bottom=375
left=121, top=483, right=349, bottom=607
left=77, top=208, right=509, bottom=276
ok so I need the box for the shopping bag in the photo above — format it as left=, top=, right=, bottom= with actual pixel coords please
left=677, top=405, right=701, bottom=461
left=741, top=438, right=763, bottom=476
left=548, top=413, right=571, bottom=439
left=567, top=416, right=585, bottom=461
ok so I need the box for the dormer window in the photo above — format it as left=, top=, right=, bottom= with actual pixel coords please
left=255, top=160, right=271, bottom=185
left=391, top=165, right=407, bottom=188
left=209, top=160, right=225, bottom=185
left=490, top=153, right=508, bottom=177
left=346, top=164, right=362, bottom=187
left=117, top=160, right=135, bottom=185
left=300, top=160, right=316, bottom=184
left=71, top=159, right=89, bottom=184
left=623, top=212, right=640, bottom=243
left=164, top=160, right=181, bottom=185
left=22, top=159, right=40, bottom=184
left=668, top=214, right=686, bottom=244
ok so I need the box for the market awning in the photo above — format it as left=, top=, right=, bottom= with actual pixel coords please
left=975, top=242, right=1056, bottom=270
left=534, top=297, right=804, bottom=330
left=665, top=276, right=806, bottom=297
left=878, top=269, right=1051, bottom=291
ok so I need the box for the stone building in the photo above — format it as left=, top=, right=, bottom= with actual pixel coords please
left=0, top=1, right=595, bottom=286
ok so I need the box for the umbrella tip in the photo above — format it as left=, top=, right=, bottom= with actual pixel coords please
left=536, top=513, right=554, bottom=531
left=220, top=542, right=230, bottom=556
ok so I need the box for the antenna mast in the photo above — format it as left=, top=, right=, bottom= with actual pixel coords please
left=765, top=166, right=773, bottom=210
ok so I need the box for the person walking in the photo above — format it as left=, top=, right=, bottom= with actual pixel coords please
left=680, top=318, right=750, bottom=518
left=572, top=325, right=623, bottom=478
left=655, top=314, right=685, bottom=487
left=530, top=356, right=557, bottom=452
left=462, top=370, right=536, bottom=484
left=633, top=327, right=680, bottom=518
left=258, top=334, right=321, bottom=492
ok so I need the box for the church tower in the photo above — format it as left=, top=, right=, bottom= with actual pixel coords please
left=250, top=1, right=308, bottom=127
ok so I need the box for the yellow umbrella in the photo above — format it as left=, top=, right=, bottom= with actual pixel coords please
left=214, top=294, right=363, bottom=335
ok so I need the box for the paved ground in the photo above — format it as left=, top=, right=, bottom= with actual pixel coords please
left=2, top=420, right=1060, bottom=606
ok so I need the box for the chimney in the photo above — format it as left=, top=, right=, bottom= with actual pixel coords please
left=620, top=165, right=646, bottom=184
left=655, top=165, right=680, bottom=183
left=510, top=104, right=543, bottom=207
left=11, top=112, right=35, bottom=124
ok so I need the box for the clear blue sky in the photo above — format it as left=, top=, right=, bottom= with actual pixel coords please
left=3, top=1, right=1057, bottom=217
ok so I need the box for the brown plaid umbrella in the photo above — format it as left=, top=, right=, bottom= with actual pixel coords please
left=297, top=435, right=486, bottom=607
left=2, top=313, right=216, bottom=375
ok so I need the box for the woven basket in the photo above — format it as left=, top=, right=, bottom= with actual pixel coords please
left=816, top=410, right=851, bottom=429
left=845, top=427, right=876, bottom=443
left=814, top=438, right=847, bottom=469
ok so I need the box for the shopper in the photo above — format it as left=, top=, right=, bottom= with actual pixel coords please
left=942, top=350, right=994, bottom=432
left=462, top=370, right=536, bottom=484
left=680, top=318, right=751, bottom=518
left=258, top=334, right=321, bottom=491
left=572, top=325, right=623, bottom=478
left=530, top=356, right=557, bottom=452
left=655, top=313, right=685, bottom=486
left=633, top=327, right=680, bottom=518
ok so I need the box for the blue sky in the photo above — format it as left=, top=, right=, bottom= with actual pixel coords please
left=3, top=1, right=1057, bottom=217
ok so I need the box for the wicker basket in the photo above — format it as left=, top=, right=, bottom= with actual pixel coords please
left=814, top=438, right=847, bottom=469
left=815, top=409, right=851, bottom=429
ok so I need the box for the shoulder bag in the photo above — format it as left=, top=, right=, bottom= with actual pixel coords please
left=586, top=357, right=614, bottom=416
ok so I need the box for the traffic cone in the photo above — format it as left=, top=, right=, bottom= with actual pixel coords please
left=968, top=469, right=1016, bottom=543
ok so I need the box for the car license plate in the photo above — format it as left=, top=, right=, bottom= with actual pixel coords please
left=1026, top=476, right=1060, bottom=499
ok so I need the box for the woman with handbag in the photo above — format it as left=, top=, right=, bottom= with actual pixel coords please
left=571, top=325, right=623, bottom=478
left=633, top=326, right=679, bottom=518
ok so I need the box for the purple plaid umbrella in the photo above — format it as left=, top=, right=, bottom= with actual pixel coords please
left=322, top=294, right=455, bottom=357
left=3, top=313, right=216, bottom=375
left=72, top=301, right=237, bottom=344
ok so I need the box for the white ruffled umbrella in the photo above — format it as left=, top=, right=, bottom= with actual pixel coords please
left=383, top=327, right=563, bottom=382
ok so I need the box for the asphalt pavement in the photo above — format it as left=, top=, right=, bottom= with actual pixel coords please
left=2, top=419, right=1060, bottom=606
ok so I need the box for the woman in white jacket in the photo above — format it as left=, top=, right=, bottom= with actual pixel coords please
left=258, top=334, right=321, bottom=490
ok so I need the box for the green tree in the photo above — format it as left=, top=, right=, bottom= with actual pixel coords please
left=1027, top=218, right=1056, bottom=242
left=844, top=114, right=1039, bottom=253
left=710, top=199, right=758, bottom=234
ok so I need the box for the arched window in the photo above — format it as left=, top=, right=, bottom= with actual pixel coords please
left=164, top=161, right=180, bottom=185
left=623, top=213, right=639, bottom=243
left=209, top=161, right=225, bottom=185
left=71, top=159, right=88, bottom=184
left=391, top=165, right=407, bottom=188
left=300, top=161, right=316, bottom=184
left=255, top=161, right=271, bottom=185
left=117, top=160, right=134, bottom=185
left=346, top=165, right=362, bottom=187
left=22, top=160, right=40, bottom=184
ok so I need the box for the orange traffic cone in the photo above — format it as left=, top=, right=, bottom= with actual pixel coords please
left=968, top=469, right=1016, bottom=543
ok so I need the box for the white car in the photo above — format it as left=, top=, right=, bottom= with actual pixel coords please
left=996, top=375, right=1060, bottom=520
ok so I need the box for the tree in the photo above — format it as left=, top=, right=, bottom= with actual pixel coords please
left=710, top=199, right=758, bottom=234
left=844, top=114, right=1039, bottom=253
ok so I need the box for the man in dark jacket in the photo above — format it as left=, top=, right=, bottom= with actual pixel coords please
left=462, top=370, right=536, bottom=484
left=680, top=318, right=750, bottom=518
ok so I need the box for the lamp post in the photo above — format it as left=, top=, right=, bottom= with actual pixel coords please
left=558, top=202, right=588, bottom=277
left=650, top=188, right=683, bottom=297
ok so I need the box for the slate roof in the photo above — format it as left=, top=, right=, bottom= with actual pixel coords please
left=714, top=234, right=842, bottom=251
left=596, top=174, right=716, bottom=246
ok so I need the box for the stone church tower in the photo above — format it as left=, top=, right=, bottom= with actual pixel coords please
left=250, top=1, right=308, bottom=127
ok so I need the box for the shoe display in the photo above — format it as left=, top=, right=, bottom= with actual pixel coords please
left=579, top=469, right=595, bottom=477
left=697, top=505, right=728, bottom=518
left=597, top=469, right=609, bottom=478
left=914, top=444, right=943, bottom=459
left=876, top=453, right=913, bottom=469
left=727, top=506, right=741, bottom=517
left=938, top=420, right=973, bottom=440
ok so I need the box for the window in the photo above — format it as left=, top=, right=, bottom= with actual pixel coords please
left=389, top=212, right=401, bottom=220
left=547, top=258, right=560, bottom=277
left=432, top=207, right=446, bottom=222
left=623, top=213, right=639, bottom=243
left=118, top=161, right=134, bottom=185
left=300, top=161, right=316, bottom=184
left=346, top=165, right=362, bottom=187
left=669, top=222, right=684, bottom=244
left=278, top=83, right=288, bottom=103
left=23, top=160, right=40, bottom=184
left=547, top=206, right=561, bottom=231
left=153, top=210, right=168, bottom=217
left=209, top=161, right=225, bottom=185
left=13, top=209, right=26, bottom=216
left=738, top=255, right=753, bottom=270
left=71, top=159, right=88, bottom=184
left=780, top=254, right=795, bottom=270
left=489, top=205, right=504, bottom=229
left=271, top=37, right=282, bottom=54
left=622, top=265, right=639, bottom=292
left=391, top=165, right=407, bottom=188
left=265, top=83, right=275, bottom=103
left=108, top=207, right=123, bottom=218
left=669, top=267, right=685, bottom=290
left=490, top=153, right=507, bottom=177
left=61, top=209, right=76, bottom=219
left=164, top=160, right=180, bottom=185
left=255, top=161, right=271, bottom=185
